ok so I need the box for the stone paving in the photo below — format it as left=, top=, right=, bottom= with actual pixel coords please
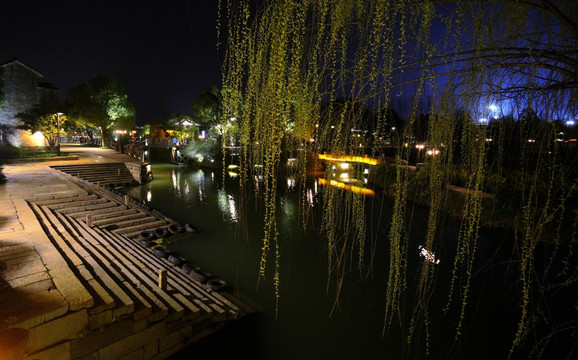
left=0, top=146, right=140, bottom=355
left=0, top=145, right=248, bottom=359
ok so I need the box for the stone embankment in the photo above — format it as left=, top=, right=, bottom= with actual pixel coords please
left=0, top=146, right=251, bottom=359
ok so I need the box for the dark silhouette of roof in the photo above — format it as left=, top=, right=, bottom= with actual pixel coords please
left=0, top=58, right=44, bottom=78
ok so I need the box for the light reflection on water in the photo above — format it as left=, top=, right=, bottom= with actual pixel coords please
left=123, top=163, right=516, bottom=360
left=124, top=163, right=401, bottom=359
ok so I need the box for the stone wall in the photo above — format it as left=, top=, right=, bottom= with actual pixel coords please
left=0, top=60, right=44, bottom=127
left=125, top=162, right=153, bottom=184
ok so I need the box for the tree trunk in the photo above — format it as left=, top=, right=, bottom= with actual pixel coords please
left=100, top=127, right=109, bottom=148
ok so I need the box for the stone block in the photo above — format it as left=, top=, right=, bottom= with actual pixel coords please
left=26, top=310, right=88, bottom=354
left=0, top=278, right=53, bottom=302
left=89, top=309, right=113, bottom=330
left=98, top=322, right=165, bottom=360
left=143, top=341, right=158, bottom=359
left=0, top=248, right=36, bottom=262
left=6, top=270, right=51, bottom=289
left=150, top=343, right=184, bottom=360
left=119, top=348, right=144, bottom=360
left=164, top=320, right=184, bottom=335
left=86, top=279, right=115, bottom=315
left=158, top=325, right=192, bottom=353
left=3, top=259, right=46, bottom=281
left=0, top=289, right=68, bottom=331
left=27, top=341, right=71, bottom=360
left=132, top=318, right=147, bottom=333
left=70, top=318, right=134, bottom=358
left=72, top=351, right=99, bottom=360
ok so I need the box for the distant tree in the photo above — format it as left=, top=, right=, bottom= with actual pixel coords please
left=67, top=76, right=135, bottom=147
left=190, top=86, right=222, bottom=132
left=166, top=113, right=199, bottom=144
left=16, top=97, right=69, bottom=152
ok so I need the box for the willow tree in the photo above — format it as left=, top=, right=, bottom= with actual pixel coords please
left=221, top=0, right=577, bottom=357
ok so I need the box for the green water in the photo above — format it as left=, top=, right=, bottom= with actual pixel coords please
left=122, top=163, right=551, bottom=359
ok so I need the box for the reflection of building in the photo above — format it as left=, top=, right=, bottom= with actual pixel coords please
left=0, top=58, right=59, bottom=143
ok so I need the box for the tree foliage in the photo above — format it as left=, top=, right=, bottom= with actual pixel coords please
left=222, top=0, right=577, bottom=358
left=15, top=96, right=67, bottom=152
left=66, top=76, right=135, bottom=147
left=190, top=85, right=222, bottom=129
left=166, top=113, right=199, bottom=143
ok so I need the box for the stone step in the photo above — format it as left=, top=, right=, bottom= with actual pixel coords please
left=88, top=208, right=138, bottom=222
left=34, top=194, right=99, bottom=206
left=84, top=177, right=135, bottom=184
left=29, top=204, right=103, bottom=312
left=54, top=212, right=160, bottom=321
left=92, top=212, right=147, bottom=227
left=67, top=205, right=128, bottom=219
left=112, top=220, right=169, bottom=235
left=59, top=201, right=118, bottom=215
left=91, top=228, right=204, bottom=320
left=82, top=173, right=133, bottom=179
left=113, top=216, right=160, bottom=229
left=33, top=205, right=138, bottom=319
left=48, top=197, right=109, bottom=210
left=24, top=190, right=88, bottom=202
left=62, top=215, right=188, bottom=322
left=52, top=163, right=126, bottom=169
left=51, top=165, right=127, bottom=173
left=102, top=228, right=241, bottom=319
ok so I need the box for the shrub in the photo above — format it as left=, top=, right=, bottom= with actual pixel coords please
left=0, top=145, right=22, bottom=160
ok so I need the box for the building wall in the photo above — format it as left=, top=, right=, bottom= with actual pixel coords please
left=0, top=60, right=44, bottom=127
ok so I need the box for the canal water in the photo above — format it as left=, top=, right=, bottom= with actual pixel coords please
left=122, top=163, right=523, bottom=359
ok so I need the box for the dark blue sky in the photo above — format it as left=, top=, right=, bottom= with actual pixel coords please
left=1, top=1, right=222, bottom=125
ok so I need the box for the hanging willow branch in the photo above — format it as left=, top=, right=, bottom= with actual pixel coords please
left=221, top=0, right=577, bottom=357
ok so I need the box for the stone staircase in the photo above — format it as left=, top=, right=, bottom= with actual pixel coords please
left=51, top=163, right=137, bottom=186
left=26, top=202, right=248, bottom=359
left=29, top=191, right=173, bottom=241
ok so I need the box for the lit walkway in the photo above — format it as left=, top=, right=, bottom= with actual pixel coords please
left=0, top=145, right=248, bottom=359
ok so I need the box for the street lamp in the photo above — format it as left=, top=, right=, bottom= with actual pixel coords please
left=56, top=112, right=63, bottom=156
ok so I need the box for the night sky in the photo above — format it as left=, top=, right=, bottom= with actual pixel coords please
left=1, top=1, right=222, bottom=125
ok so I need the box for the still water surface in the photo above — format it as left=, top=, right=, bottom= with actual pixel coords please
left=123, top=163, right=515, bottom=359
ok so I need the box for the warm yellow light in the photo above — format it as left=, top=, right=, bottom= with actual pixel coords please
left=31, top=131, right=45, bottom=147
left=318, top=178, right=375, bottom=196
left=340, top=163, right=350, bottom=169
left=318, top=154, right=378, bottom=166
left=415, top=144, right=425, bottom=150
